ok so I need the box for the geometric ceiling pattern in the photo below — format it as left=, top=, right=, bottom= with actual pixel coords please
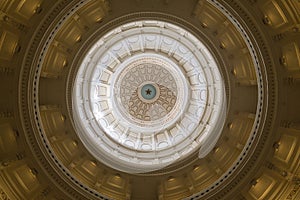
left=73, top=20, right=226, bottom=174
left=0, top=0, right=299, bottom=199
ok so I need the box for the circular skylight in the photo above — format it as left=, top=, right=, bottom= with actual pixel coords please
left=73, top=20, right=226, bottom=173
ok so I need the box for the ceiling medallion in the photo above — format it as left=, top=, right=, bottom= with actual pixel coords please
left=73, top=20, right=226, bottom=173
left=112, top=54, right=188, bottom=132
left=139, top=83, right=158, bottom=101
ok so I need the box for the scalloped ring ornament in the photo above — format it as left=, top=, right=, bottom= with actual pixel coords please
left=73, top=20, right=226, bottom=173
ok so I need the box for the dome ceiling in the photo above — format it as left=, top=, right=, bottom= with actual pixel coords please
left=0, top=0, right=299, bottom=200
left=72, top=20, right=226, bottom=173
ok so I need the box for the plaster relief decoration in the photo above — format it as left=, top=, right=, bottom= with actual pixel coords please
left=73, top=20, right=226, bottom=173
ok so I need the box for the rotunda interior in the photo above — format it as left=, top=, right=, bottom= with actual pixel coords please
left=0, top=0, right=299, bottom=199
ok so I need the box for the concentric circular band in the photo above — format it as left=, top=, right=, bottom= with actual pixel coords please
left=73, top=20, right=226, bottom=173
left=111, top=53, right=188, bottom=132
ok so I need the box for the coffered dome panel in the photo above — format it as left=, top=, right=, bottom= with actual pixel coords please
left=0, top=0, right=299, bottom=199
left=72, top=20, right=226, bottom=173
left=32, top=0, right=265, bottom=197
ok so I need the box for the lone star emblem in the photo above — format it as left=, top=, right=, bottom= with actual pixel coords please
left=145, top=88, right=152, bottom=95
